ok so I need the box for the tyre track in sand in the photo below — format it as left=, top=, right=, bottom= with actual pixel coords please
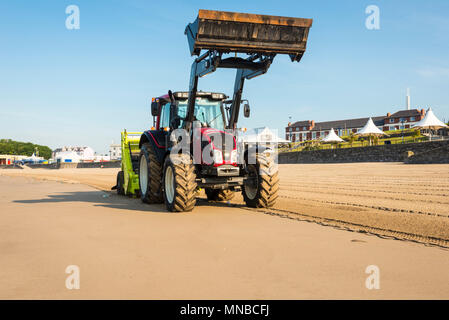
left=280, top=183, right=449, bottom=198
left=279, top=184, right=449, bottom=205
left=202, top=197, right=449, bottom=249
left=278, top=194, right=449, bottom=218
left=246, top=206, right=449, bottom=249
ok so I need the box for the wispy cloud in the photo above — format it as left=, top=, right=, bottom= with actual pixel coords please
left=416, top=67, right=449, bottom=78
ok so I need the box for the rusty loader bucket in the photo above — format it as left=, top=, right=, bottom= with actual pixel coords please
left=185, top=9, right=312, bottom=62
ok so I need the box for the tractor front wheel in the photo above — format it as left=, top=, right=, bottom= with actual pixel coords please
left=242, top=153, right=279, bottom=208
left=163, top=154, right=197, bottom=212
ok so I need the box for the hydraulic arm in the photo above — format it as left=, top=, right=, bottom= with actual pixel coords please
left=183, top=9, right=312, bottom=131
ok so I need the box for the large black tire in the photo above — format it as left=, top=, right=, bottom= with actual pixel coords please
left=162, top=154, right=197, bottom=212
left=242, top=153, right=279, bottom=208
left=116, top=171, right=125, bottom=195
left=139, top=143, right=163, bottom=204
left=205, top=189, right=235, bottom=201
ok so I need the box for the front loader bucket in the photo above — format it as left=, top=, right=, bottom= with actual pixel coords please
left=185, top=9, right=313, bottom=62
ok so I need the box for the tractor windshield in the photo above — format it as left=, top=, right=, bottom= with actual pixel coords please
left=177, top=98, right=225, bottom=130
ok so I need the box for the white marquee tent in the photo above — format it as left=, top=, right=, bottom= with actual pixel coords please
left=413, top=107, right=448, bottom=140
left=22, top=153, right=44, bottom=164
left=356, top=118, right=387, bottom=146
left=238, top=127, right=289, bottom=145
left=321, top=128, right=344, bottom=143
left=357, top=118, right=385, bottom=136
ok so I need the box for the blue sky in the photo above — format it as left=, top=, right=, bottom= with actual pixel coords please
left=1, top=0, right=448, bottom=153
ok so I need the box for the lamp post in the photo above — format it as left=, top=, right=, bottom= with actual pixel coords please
left=288, top=116, right=292, bottom=142
left=401, top=119, right=405, bottom=144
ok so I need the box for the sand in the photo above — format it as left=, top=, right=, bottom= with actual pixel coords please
left=1, top=163, right=449, bottom=299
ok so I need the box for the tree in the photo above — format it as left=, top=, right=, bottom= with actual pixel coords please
left=411, top=129, right=421, bottom=142
left=347, top=133, right=358, bottom=148
left=0, top=139, right=52, bottom=159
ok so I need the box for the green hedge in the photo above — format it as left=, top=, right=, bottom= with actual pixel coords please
left=280, top=130, right=427, bottom=153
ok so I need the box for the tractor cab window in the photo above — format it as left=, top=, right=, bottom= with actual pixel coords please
left=177, top=98, right=225, bottom=130
left=159, top=102, right=171, bottom=128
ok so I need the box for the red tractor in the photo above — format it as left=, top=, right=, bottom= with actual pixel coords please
left=122, top=10, right=312, bottom=212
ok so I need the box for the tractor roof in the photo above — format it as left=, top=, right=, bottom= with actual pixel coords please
left=154, top=91, right=227, bottom=102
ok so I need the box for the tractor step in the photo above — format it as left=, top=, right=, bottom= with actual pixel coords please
left=197, top=176, right=245, bottom=189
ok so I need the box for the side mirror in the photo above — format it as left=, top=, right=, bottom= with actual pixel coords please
left=168, top=90, right=175, bottom=104
left=151, top=101, right=159, bottom=116
left=243, top=103, right=250, bottom=118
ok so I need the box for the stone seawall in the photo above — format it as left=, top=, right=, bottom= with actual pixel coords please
left=76, top=161, right=121, bottom=168
left=26, top=161, right=121, bottom=169
left=279, top=140, right=449, bottom=164
left=0, top=164, right=23, bottom=169
left=405, top=142, right=449, bottom=164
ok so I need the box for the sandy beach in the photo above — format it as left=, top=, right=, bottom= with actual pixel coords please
left=1, top=163, right=449, bottom=299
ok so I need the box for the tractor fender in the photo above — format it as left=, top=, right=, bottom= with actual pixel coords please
left=139, top=130, right=168, bottom=164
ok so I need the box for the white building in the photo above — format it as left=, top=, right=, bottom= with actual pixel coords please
left=52, top=146, right=95, bottom=163
left=93, top=154, right=111, bottom=162
left=109, top=143, right=121, bottom=160
left=54, top=151, right=81, bottom=163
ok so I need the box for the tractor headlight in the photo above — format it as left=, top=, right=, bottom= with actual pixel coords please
left=230, top=150, right=238, bottom=163
left=213, top=149, right=223, bottom=164
left=211, top=93, right=224, bottom=100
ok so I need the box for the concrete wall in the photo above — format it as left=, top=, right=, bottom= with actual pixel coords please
left=279, top=140, right=449, bottom=164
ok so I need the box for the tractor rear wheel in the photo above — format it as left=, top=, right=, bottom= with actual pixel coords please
left=116, top=171, right=125, bottom=195
left=205, top=189, right=235, bottom=201
left=242, top=153, right=279, bottom=208
left=163, top=154, right=197, bottom=212
left=139, top=143, right=163, bottom=204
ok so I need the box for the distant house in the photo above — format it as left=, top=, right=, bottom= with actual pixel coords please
left=286, top=116, right=385, bottom=142
left=286, top=108, right=427, bottom=142
left=382, top=109, right=426, bottom=131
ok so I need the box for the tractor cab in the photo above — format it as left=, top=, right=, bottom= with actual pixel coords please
left=150, top=91, right=238, bottom=171
left=151, top=91, right=227, bottom=131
